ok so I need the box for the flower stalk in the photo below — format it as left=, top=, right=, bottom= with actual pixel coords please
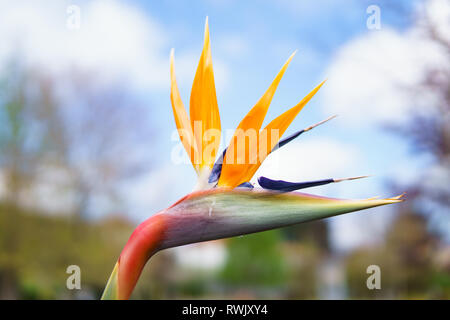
left=102, top=189, right=403, bottom=299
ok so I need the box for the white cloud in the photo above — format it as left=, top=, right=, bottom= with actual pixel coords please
left=426, top=0, right=450, bottom=39
left=322, top=0, right=449, bottom=127
left=0, top=0, right=159, bottom=90
left=0, top=0, right=229, bottom=92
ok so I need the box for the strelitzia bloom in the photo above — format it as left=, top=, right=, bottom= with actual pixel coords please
left=101, top=19, right=404, bottom=300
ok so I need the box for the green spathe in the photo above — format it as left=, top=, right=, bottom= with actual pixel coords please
left=159, top=188, right=404, bottom=249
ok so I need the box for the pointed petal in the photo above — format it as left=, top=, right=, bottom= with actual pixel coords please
left=230, top=51, right=297, bottom=138
left=219, top=80, right=326, bottom=187
left=237, top=182, right=254, bottom=189
left=170, top=50, right=200, bottom=172
left=272, top=115, right=336, bottom=152
left=208, top=148, right=226, bottom=183
left=209, top=115, right=335, bottom=184
left=258, top=176, right=334, bottom=192
left=218, top=52, right=296, bottom=187
left=190, top=17, right=221, bottom=170
left=258, top=175, right=369, bottom=192
left=259, top=80, right=326, bottom=159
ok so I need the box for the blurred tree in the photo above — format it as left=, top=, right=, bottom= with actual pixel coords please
left=386, top=0, right=450, bottom=297
left=385, top=0, right=450, bottom=210
left=0, top=59, right=155, bottom=298
left=345, top=204, right=448, bottom=298
left=283, top=243, right=322, bottom=299
left=283, top=220, right=331, bottom=252
left=0, top=62, right=43, bottom=299
left=383, top=207, right=439, bottom=297
left=282, top=221, right=331, bottom=298
left=344, top=0, right=449, bottom=299
left=0, top=62, right=153, bottom=216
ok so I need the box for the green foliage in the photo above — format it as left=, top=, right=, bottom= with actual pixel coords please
left=0, top=203, right=134, bottom=299
left=220, top=230, right=287, bottom=288
left=283, top=243, right=322, bottom=299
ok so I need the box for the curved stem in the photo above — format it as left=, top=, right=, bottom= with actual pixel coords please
left=101, top=214, right=167, bottom=300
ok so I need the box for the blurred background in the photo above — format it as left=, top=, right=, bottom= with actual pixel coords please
left=0, top=0, right=449, bottom=299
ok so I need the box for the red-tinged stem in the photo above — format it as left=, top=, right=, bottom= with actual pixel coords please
left=102, top=213, right=167, bottom=300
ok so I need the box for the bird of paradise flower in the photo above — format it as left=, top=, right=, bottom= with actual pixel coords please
left=101, top=18, right=404, bottom=300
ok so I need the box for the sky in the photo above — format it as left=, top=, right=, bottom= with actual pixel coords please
left=0, top=0, right=448, bottom=251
